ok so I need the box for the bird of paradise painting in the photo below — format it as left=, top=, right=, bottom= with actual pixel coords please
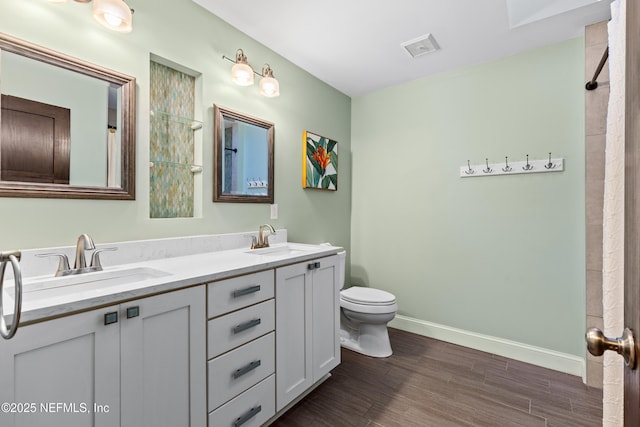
left=303, top=131, right=338, bottom=191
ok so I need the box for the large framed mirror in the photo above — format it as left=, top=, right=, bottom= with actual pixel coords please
left=213, top=105, right=274, bottom=203
left=0, top=32, right=136, bottom=199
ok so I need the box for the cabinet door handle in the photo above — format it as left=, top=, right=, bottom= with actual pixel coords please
left=308, top=263, right=315, bottom=270
left=314, top=262, right=321, bottom=269
left=104, top=311, right=118, bottom=325
left=233, top=318, right=261, bottom=334
left=233, top=360, right=261, bottom=379
left=126, top=306, right=140, bottom=319
left=232, top=285, right=261, bottom=298
left=234, top=405, right=262, bottom=427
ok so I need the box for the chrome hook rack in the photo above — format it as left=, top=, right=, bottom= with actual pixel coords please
left=483, top=158, right=492, bottom=174
left=460, top=154, right=564, bottom=178
left=544, top=152, right=556, bottom=169
left=464, top=160, right=475, bottom=175
left=502, top=157, right=512, bottom=173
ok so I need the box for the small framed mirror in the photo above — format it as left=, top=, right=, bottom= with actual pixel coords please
left=213, top=105, right=274, bottom=203
left=0, top=32, right=136, bottom=199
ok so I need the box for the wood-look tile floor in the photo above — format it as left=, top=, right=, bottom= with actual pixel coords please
left=271, top=328, right=602, bottom=427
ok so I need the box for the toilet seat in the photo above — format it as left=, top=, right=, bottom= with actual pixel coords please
left=340, top=286, right=396, bottom=306
left=340, top=287, right=398, bottom=314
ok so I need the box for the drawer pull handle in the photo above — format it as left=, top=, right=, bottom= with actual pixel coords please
left=233, top=318, right=261, bottom=334
left=104, top=312, right=118, bottom=325
left=233, top=360, right=261, bottom=379
left=126, top=306, right=139, bottom=319
left=233, top=285, right=261, bottom=298
left=234, top=405, right=262, bottom=427
left=308, top=262, right=321, bottom=270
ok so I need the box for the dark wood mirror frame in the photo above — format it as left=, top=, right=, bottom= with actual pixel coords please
left=0, top=32, right=136, bottom=200
left=213, top=105, right=274, bottom=204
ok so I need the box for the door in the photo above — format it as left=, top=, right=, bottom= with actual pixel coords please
left=624, top=0, right=640, bottom=421
left=0, top=94, right=70, bottom=183
left=0, top=306, right=121, bottom=427
left=311, top=255, right=341, bottom=380
left=120, top=286, right=206, bottom=427
left=275, top=261, right=313, bottom=411
left=588, top=1, right=640, bottom=423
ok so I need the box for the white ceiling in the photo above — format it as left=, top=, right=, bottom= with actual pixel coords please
left=193, top=0, right=612, bottom=97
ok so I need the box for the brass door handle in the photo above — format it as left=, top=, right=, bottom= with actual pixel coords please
left=586, top=327, right=636, bottom=369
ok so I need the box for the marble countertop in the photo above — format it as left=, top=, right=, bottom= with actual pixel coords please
left=9, top=242, right=340, bottom=325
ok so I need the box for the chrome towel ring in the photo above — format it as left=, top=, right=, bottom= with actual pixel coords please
left=0, top=250, right=22, bottom=339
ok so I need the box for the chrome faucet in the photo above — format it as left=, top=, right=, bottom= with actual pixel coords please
left=37, top=234, right=117, bottom=277
left=252, top=224, right=276, bottom=249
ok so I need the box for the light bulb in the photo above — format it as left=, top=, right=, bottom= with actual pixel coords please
left=103, top=12, right=123, bottom=27
left=259, top=66, right=280, bottom=97
left=92, top=0, right=133, bottom=33
left=259, top=78, right=279, bottom=97
left=231, top=63, right=254, bottom=86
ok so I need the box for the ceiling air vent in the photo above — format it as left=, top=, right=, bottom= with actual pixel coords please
left=401, top=33, right=440, bottom=58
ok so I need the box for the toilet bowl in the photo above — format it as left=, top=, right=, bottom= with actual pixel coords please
left=336, top=250, right=397, bottom=358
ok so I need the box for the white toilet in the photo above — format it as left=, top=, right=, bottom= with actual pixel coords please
left=336, top=250, right=397, bottom=358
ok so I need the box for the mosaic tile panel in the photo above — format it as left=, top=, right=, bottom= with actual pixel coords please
left=149, top=162, right=194, bottom=218
left=149, top=61, right=196, bottom=218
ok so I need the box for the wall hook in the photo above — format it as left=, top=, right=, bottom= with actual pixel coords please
left=544, top=152, right=556, bottom=169
left=465, top=160, right=475, bottom=175
left=483, top=158, right=492, bottom=173
left=502, top=157, right=512, bottom=172
left=522, top=154, right=534, bottom=171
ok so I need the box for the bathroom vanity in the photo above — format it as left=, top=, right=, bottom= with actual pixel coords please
left=0, top=232, right=340, bottom=427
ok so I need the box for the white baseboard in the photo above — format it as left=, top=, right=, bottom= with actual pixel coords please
left=389, top=315, right=586, bottom=381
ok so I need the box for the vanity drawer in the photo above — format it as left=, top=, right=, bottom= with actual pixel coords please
left=208, top=332, right=275, bottom=411
left=208, top=375, right=275, bottom=427
left=208, top=270, right=274, bottom=318
left=208, top=299, right=275, bottom=357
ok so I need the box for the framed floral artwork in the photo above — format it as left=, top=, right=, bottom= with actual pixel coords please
left=303, top=131, right=338, bottom=191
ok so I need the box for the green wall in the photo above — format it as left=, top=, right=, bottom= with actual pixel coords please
left=1, top=1, right=587, bottom=359
left=350, top=38, right=586, bottom=356
left=0, top=0, right=351, bottom=252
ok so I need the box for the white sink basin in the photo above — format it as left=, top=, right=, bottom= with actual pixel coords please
left=6, top=267, right=170, bottom=303
left=245, top=243, right=314, bottom=257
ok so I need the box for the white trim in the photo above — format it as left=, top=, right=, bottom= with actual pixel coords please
left=389, top=315, right=586, bottom=381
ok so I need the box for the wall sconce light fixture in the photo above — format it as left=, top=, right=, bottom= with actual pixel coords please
left=48, top=0, right=134, bottom=33
left=259, top=65, right=280, bottom=98
left=223, top=49, right=280, bottom=97
left=230, top=49, right=255, bottom=86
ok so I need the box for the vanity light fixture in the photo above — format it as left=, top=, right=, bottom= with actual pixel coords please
left=48, top=0, right=134, bottom=33
left=223, top=49, right=280, bottom=97
left=259, top=64, right=280, bottom=98
left=92, top=0, right=133, bottom=33
left=230, top=49, right=255, bottom=86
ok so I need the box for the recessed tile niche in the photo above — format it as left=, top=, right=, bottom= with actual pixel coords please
left=149, top=59, right=203, bottom=218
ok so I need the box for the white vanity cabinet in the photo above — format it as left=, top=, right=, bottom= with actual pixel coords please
left=275, top=255, right=340, bottom=411
left=0, top=286, right=206, bottom=427
left=206, top=270, right=276, bottom=427
left=120, top=286, right=206, bottom=427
